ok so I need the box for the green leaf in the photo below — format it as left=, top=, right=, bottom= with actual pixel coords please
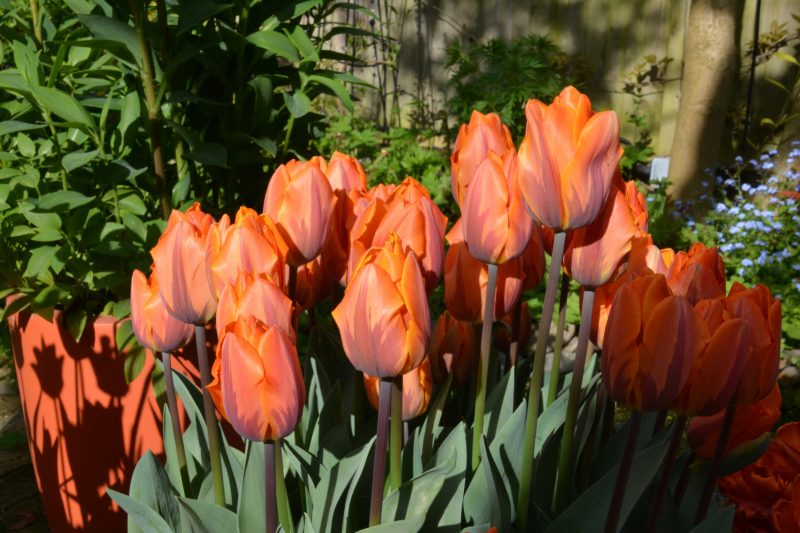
left=765, top=77, right=788, bottom=93
left=423, top=422, right=467, bottom=532
left=356, top=519, right=424, bottom=533
left=0, top=121, right=45, bottom=136
left=31, top=86, right=95, bottom=131
left=420, top=374, right=451, bottom=465
left=12, top=40, right=40, bottom=86
left=124, top=347, right=147, bottom=383
left=31, top=228, right=62, bottom=242
left=185, top=143, right=228, bottom=168
left=65, top=308, right=88, bottom=341
left=62, top=150, right=99, bottom=172
left=689, top=504, right=735, bottom=532
left=247, top=30, right=300, bottom=63
left=36, top=190, right=95, bottom=211
left=477, top=437, right=512, bottom=532
left=289, top=27, right=319, bottom=62
left=176, top=1, right=234, bottom=35
left=283, top=91, right=312, bottom=118
left=23, top=245, right=68, bottom=278
left=106, top=489, right=174, bottom=533
left=484, top=366, right=515, bottom=441
left=238, top=441, right=267, bottom=533
left=123, top=212, right=147, bottom=243
left=15, top=133, right=36, bottom=158
left=126, top=451, right=181, bottom=532
left=78, top=15, right=141, bottom=66
left=774, top=51, right=800, bottom=68
left=176, top=497, right=237, bottom=532
left=308, top=74, right=353, bottom=110
left=19, top=202, right=61, bottom=229
left=0, top=294, right=32, bottom=322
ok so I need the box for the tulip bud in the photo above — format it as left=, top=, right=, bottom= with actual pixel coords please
left=130, top=269, right=194, bottom=353
left=363, top=358, right=433, bottom=421
left=516, top=86, right=623, bottom=231
left=428, top=311, right=478, bottom=385
left=263, top=159, right=334, bottom=266
left=333, top=233, right=431, bottom=377
left=150, top=202, right=216, bottom=325
left=665, top=243, right=726, bottom=304
left=451, top=110, right=515, bottom=206
left=601, top=274, right=705, bottom=412
left=215, top=272, right=294, bottom=341
left=208, top=317, right=305, bottom=442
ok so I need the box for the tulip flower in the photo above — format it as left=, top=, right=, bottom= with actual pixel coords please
left=726, top=282, right=782, bottom=405
left=451, top=110, right=515, bottom=206
left=601, top=273, right=705, bottom=412
left=348, top=177, right=446, bottom=292
left=563, top=174, right=644, bottom=288
left=215, top=272, right=294, bottom=340
left=326, top=151, right=368, bottom=192
left=494, top=304, right=532, bottom=357
left=130, top=269, right=194, bottom=353
left=206, top=206, right=285, bottom=300
left=461, top=151, right=534, bottom=264
left=150, top=202, right=216, bottom=325
left=666, top=243, right=726, bottom=305
left=364, top=357, right=433, bottom=421
left=209, top=316, right=305, bottom=442
left=429, top=311, right=478, bottom=385
left=772, top=480, right=800, bottom=533
left=294, top=257, right=335, bottom=311
left=688, top=383, right=781, bottom=460
left=263, top=159, right=334, bottom=266
left=516, top=86, right=623, bottom=231
left=333, top=233, right=431, bottom=378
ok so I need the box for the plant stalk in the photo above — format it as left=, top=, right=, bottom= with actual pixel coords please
left=646, top=415, right=688, bottom=533
left=517, top=231, right=566, bottom=530
left=28, top=0, right=42, bottom=46
left=161, top=351, right=190, bottom=494
left=389, top=376, right=403, bottom=490
left=265, top=440, right=277, bottom=533
left=194, top=326, right=225, bottom=506
left=554, top=289, right=595, bottom=511
left=674, top=451, right=694, bottom=507
left=275, top=440, right=293, bottom=533
left=605, top=411, right=643, bottom=533
left=369, top=378, right=393, bottom=526
left=695, top=400, right=737, bottom=524
left=471, top=262, right=498, bottom=472
left=547, top=274, right=571, bottom=405
left=509, top=295, right=523, bottom=366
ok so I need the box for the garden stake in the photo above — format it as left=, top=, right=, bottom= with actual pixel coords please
left=646, top=415, right=688, bottom=533
left=605, top=411, right=642, bottom=533
left=265, top=440, right=277, bottom=533
left=369, top=378, right=393, bottom=526
left=471, top=262, right=498, bottom=472
left=161, top=351, right=190, bottom=494
left=390, top=376, right=403, bottom=490
left=547, top=275, right=571, bottom=406
left=195, top=326, right=225, bottom=505
left=275, top=440, right=294, bottom=533
left=554, top=289, right=595, bottom=511
left=518, top=231, right=567, bottom=530
left=695, top=400, right=737, bottom=524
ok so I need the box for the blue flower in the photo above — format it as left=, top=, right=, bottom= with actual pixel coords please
left=741, top=258, right=754, bottom=267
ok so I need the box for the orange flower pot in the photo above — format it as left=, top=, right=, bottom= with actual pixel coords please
left=7, top=307, right=201, bottom=532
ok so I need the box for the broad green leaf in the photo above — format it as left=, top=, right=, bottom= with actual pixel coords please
left=484, top=366, right=515, bottom=441
left=126, top=451, right=181, bottom=532
left=106, top=489, right=173, bottom=533
left=78, top=15, right=141, bottom=66
left=0, top=294, right=32, bottom=322
left=382, top=447, right=456, bottom=526
left=420, top=374, right=451, bottom=465
left=65, top=307, right=88, bottom=341
left=124, top=347, right=147, bottom=383
left=238, top=441, right=267, bottom=533
left=176, top=1, right=233, bottom=35
left=775, top=51, right=800, bottom=68
left=15, top=133, right=36, bottom=158
left=31, top=86, right=96, bottom=131
left=19, top=202, right=60, bottom=229
left=424, top=422, right=467, bottom=532
left=0, top=120, right=45, bottom=136
left=12, top=41, right=40, bottom=86
left=289, top=27, right=319, bottom=62
left=23, top=245, right=68, bottom=278
left=31, top=228, right=62, bottom=242
left=123, top=212, right=147, bottom=243
left=477, top=437, right=512, bottom=532
left=36, top=190, right=95, bottom=210
left=283, top=91, right=312, bottom=118
left=185, top=143, right=228, bottom=168
left=308, top=74, right=353, bottom=110
left=247, top=30, right=300, bottom=63
left=356, top=519, right=424, bottom=533
left=176, top=497, right=237, bottom=532
left=62, top=150, right=99, bottom=172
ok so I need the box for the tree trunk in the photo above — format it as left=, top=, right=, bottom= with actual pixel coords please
left=669, top=0, right=742, bottom=200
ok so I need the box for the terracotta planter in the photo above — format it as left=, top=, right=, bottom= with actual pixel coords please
left=7, top=308, right=201, bottom=532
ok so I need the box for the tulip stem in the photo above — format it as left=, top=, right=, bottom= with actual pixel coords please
left=646, top=415, right=688, bottom=533
left=161, top=352, right=190, bottom=494
left=509, top=296, right=523, bottom=367
left=471, top=262, right=498, bottom=472
left=674, top=452, right=694, bottom=507
left=194, top=326, right=225, bottom=506
left=518, top=231, right=566, bottom=530
left=275, top=440, right=294, bottom=533
left=265, top=440, right=277, bottom=533
left=369, top=378, right=393, bottom=526
left=695, top=400, right=736, bottom=524
left=547, top=275, right=571, bottom=406
left=605, top=411, right=642, bottom=533
left=554, top=289, right=595, bottom=512
left=389, top=376, right=403, bottom=490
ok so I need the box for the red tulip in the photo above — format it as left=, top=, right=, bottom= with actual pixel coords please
left=771, top=478, right=800, bottom=533
left=451, top=110, right=515, bottom=206
left=428, top=311, right=478, bottom=385
left=333, top=233, right=430, bottom=377
left=516, top=86, right=623, bottom=231
left=601, top=274, right=705, bottom=412
left=665, top=243, right=726, bottom=305
left=215, top=272, right=294, bottom=341
left=363, top=357, right=433, bottom=421
left=130, top=269, right=194, bottom=353
left=150, top=202, right=216, bottom=325
left=208, top=317, right=305, bottom=442
left=206, top=206, right=285, bottom=300
left=461, top=151, right=534, bottom=264
left=263, top=159, right=334, bottom=266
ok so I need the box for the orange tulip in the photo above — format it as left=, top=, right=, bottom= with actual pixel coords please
left=428, top=311, right=478, bottom=385
left=325, top=151, right=368, bottom=192
left=601, top=273, right=705, bottom=412
left=130, top=269, right=194, bottom=353
left=150, top=202, right=216, bottom=325
left=294, top=257, right=335, bottom=310
left=451, top=110, right=515, bottom=206
left=665, top=243, right=726, bottom=305
left=333, top=233, right=431, bottom=377
left=563, top=174, right=644, bottom=288
left=688, top=383, right=781, bottom=460
left=215, top=273, right=294, bottom=340
left=208, top=317, right=305, bottom=442
left=461, top=151, right=534, bottom=264
left=205, top=206, right=285, bottom=300
left=672, top=297, right=749, bottom=416
left=363, top=358, right=433, bottom=421
left=726, top=282, right=782, bottom=405
left=348, top=177, right=447, bottom=292
left=263, top=159, right=334, bottom=266
left=516, top=86, right=623, bottom=231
